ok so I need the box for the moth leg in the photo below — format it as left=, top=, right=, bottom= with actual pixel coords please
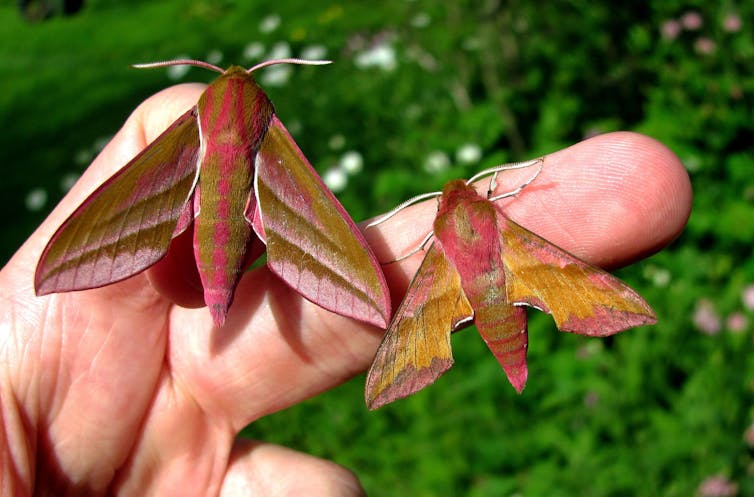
left=487, top=158, right=544, bottom=202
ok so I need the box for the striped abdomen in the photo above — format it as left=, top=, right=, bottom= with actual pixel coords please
left=194, top=66, right=274, bottom=325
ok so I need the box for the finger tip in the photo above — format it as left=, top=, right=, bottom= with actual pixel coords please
left=500, top=131, right=691, bottom=267
left=134, top=83, right=207, bottom=139
left=624, top=132, right=692, bottom=243
left=592, top=131, right=692, bottom=260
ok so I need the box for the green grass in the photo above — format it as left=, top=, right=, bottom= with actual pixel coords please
left=2, top=1, right=754, bottom=495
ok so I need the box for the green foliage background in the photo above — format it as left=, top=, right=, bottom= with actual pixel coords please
left=2, top=1, right=753, bottom=495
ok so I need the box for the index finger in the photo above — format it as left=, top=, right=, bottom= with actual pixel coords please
left=366, top=132, right=691, bottom=274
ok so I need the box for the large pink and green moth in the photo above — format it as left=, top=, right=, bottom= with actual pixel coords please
left=365, top=160, right=656, bottom=409
left=34, top=58, right=391, bottom=328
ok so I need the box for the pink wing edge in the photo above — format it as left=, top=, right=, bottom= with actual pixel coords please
left=35, top=108, right=200, bottom=295
left=253, top=115, right=391, bottom=329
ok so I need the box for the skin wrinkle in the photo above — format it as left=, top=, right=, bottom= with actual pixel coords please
left=38, top=299, right=66, bottom=420
left=16, top=307, right=45, bottom=448
left=523, top=164, right=607, bottom=257
left=2, top=384, right=33, bottom=496
left=44, top=283, right=167, bottom=490
left=175, top=359, right=240, bottom=428
left=47, top=318, right=103, bottom=478
left=229, top=303, right=360, bottom=424
left=598, top=137, right=687, bottom=262
left=312, top=312, right=365, bottom=376
left=166, top=305, right=266, bottom=424
left=515, top=187, right=582, bottom=260
left=113, top=372, right=204, bottom=495
left=593, top=144, right=648, bottom=256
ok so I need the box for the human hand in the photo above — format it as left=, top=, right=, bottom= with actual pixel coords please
left=0, top=84, right=691, bottom=496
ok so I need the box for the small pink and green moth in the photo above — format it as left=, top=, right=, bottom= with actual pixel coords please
left=34, top=58, right=391, bottom=328
left=365, top=160, right=656, bottom=409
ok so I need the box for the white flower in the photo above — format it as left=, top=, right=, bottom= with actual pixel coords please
left=423, top=151, right=450, bottom=173
left=167, top=65, right=190, bottom=81
left=340, top=151, right=363, bottom=175
left=323, top=167, right=347, bottom=193
left=411, top=12, right=430, bottom=28
left=25, top=188, right=47, bottom=211
left=259, top=14, right=281, bottom=34
left=242, top=42, right=265, bottom=62
left=206, top=49, right=223, bottom=66
left=260, top=64, right=291, bottom=87
left=651, top=268, right=671, bottom=287
left=167, top=54, right=192, bottom=80
left=455, top=143, right=482, bottom=164
left=355, top=42, right=397, bottom=71
left=300, top=44, right=328, bottom=61
left=268, top=41, right=291, bottom=60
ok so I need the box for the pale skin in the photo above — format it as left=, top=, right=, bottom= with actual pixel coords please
left=0, top=84, right=692, bottom=496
